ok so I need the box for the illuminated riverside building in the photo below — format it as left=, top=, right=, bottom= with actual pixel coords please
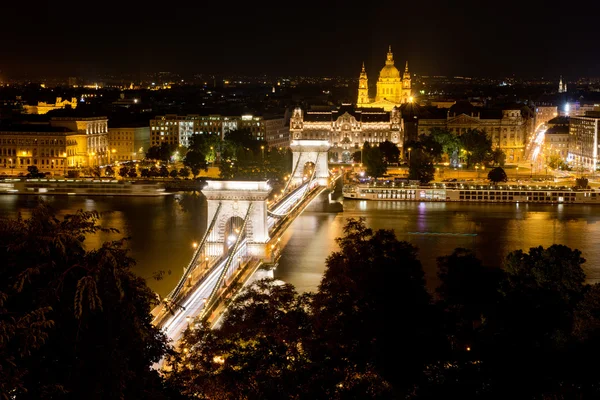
left=0, top=116, right=111, bottom=175
left=356, top=46, right=412, bottom=112
left=107, top=125, right=150, bottom=162
left=149, top=114, right=286, bottom=147
left=416, top=101, right=535, bottom=163
left=568, top=111, right=600, bottom=171
left=0, top=126, right=74, bottom=175
left=289, top=103, right=403, bottom=162
left=50, top=117, right=109, bottom=167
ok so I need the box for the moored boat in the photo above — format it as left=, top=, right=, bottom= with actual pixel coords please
left=342, top=182, right=600, bottom=204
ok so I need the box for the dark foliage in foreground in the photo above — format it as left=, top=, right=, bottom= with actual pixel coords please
left=167, top=218, right=600, bottom=399
left=0, top=201, right=177, bottom=399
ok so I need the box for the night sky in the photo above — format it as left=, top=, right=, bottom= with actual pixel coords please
left=2, top=0, right=600, bottom=80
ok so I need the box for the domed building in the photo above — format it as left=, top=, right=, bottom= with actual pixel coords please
left=357, top=46, right=412, bottom=111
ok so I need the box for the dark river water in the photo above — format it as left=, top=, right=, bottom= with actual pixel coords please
left=1, top=192, right=600, bottom=297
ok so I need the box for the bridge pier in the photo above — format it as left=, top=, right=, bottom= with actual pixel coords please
left=290, top=139, right=330, bottom=186
left=203, top=180, right=271, bottom=258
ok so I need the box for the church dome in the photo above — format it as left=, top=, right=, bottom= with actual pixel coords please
left=379, top=64, right=400, bottom=79
left=378, top=46, right=400, bottom=79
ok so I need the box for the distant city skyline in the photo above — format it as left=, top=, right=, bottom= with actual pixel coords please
left=2, top=0, right=599, bottom=81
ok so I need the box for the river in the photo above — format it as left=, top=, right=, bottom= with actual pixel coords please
left=1, top=192, right=600, bottom=297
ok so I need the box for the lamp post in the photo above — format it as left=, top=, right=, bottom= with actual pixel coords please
left=475, top=165, right=480, bottom=180
left=530, top=162, right=533, bottom=178
left=110, top=148, right=116, bottom=165
left=516, top=166, right=519, bottom=181
left=407, top=147, right=412, bottom=165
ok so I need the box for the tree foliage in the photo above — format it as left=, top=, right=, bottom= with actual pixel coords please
left=487, top=166, right=508, bottom=183
left=378, top=140, right=400, bottom=164
left=459, top=128, right=492, bottom=167
left=408, top=148, right=435, bottom=184
left=362, top=142, right=387, bottom=178
left=0, top=200, right=172, bottom=399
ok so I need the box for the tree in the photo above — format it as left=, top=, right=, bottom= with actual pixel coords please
left=105, top=165, right=115, bottom=177
left=418, top=133, right=444, bottom=161
left=146, top=143, right=175, bottom=163
left=166, top=279, right=314, bottom=399
left=487, top=167, right=508, bottom=183
left=145, top=145, right=161, bottom=161
left=178, top=167, right=191, bottom=179
left=429, top=128, right=461, bottom=165
left=183, top=150, right=208, bottom=177
left=119, top=166, right=129, bottom=178
left=0, top=201, right=172, bottom=398
left=489, top=148, right=506, bottom=167
left=378, top=140, right=400, bottom=164
left=408, top=148, right=435, bottom=184
left=187, top=133, right=221, bottom=164
left=169, top=168, right=178, bottom=178
left=311, top=218, right=445, bottom=395
left=352, top=150, right=362, bottom=163
left=547, top=154, right=563, bottom=169
left=127, top=169, right=138, bottom=178
left=481, top=245, right=588, bottom=398
left=436, top=248, right=505, bottom=352
left=362, top=142, right=387, bottom=178
left=459, top=128, right=492, bottom=167
left=159, top=165, right=169, bottom=178
left=26, top=165, right=44, bottom=178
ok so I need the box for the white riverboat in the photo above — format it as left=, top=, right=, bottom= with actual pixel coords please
left=342, top=182, right=600, bottom=205
left=0, top=178, right=169, bottom=196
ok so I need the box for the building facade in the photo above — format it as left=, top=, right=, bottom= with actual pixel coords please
left=289, top=104, right=403, bottom=163
left=50, top=117, right=109, bottom=167
left=416, top=101, right=535, bottom=163
left=107, top=126, right=150, bottom=163
left=0, top=126, right=79, bottom=176
left=356, top=46, right=412, bottom=112
left=264, top=116, right=290, bottom=149
left=568, top=111, right=600, bottom=171
left=149, top=114, right=284, bottom=147
left=22, top=97, right=78, bottom=115
left=535, top=105, right=558, bottom=127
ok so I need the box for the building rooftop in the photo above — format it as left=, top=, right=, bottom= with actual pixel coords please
left=547, top=116, right=570, bottom=126
left=546, top=126, right=569, bottom=135
left=0, top=123, right=73, bottom=133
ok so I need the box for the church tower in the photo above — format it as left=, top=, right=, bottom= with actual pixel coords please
left=558, top=75, right=567, bottom=93
left=357, top=62, right=370, bottom=107
left=375, top=46, right=402, bottom=104
left=402, top=61, right=412, bottom=102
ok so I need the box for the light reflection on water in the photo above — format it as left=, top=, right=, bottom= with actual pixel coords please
left=1, top=193, right=600, bottom=297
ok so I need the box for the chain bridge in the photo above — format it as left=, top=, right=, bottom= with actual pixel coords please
left=151, top=139, right=342, bottom=345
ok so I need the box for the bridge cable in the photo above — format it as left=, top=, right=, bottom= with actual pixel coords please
left=279, top=149, right=303, bottom=197
left=267, top=152, right=321, bottom=218
left=166, top=201, right=223, bottom=303
left=199, top=202, right=254, bottom=322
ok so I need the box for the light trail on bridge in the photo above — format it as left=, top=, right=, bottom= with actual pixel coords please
left=160, top=240, right=248, bottom=344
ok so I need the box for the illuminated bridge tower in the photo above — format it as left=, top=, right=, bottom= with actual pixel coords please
left=289, top=108, right=330, bottom=186
left=202, top=180, right=271, bottom=259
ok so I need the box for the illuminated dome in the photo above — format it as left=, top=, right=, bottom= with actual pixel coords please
left=379, top=46, right=400, bottom=79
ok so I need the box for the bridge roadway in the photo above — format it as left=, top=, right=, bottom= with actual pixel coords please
left=154, top=179, right=326, bottom=345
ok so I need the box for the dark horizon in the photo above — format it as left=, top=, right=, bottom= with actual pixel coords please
left=2, top=0, right=600, bottom=81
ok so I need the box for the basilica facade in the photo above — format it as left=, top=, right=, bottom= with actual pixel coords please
left=356, top=46, right=412, bottom=111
